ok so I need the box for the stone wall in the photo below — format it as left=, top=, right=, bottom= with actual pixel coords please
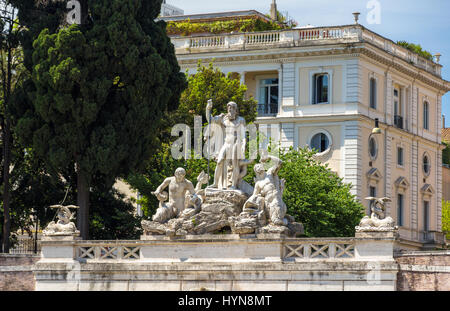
left=0, top=254, right=40, bottom=291
left=33, top=234, right=400, bottom=291
left=2, top=239, right=449, bottom=291
left=395, top=251, right=450, bottom=291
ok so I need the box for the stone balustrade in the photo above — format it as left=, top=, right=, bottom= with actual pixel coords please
left=33, top=233, right=401, bottom=291
left=171, top=25, right=441, bottom=77
left=38, top=234, right=399, bottom=262
left=283, top=239, right=355, bottom=260
left=39, top=236, right=363, bottom=262
left=76, top=243, right=141, bottom=261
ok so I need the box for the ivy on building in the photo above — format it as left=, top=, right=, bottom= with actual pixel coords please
left=166, top=18, right=289, bottom=36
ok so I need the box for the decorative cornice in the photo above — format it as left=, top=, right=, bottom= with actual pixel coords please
left=421, top=184, right=435, bottom=196
left=359, top=47, right=447, bottom=92
left=177, top=44, right=448, bottom=92
left=394, top=177, right=410, bottom=190
left=367, top=168, right=382, bottom=181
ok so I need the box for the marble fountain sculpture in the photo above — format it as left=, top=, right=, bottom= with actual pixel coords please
left=355, top=197, right=398, bottom=232
left=42, top=204, right=80, bottom=237
left=141, top=100, right=304, bottom=237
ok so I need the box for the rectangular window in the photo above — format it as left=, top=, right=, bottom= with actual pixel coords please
left=394, top=87, right=403, bottom=129
left=313, top=73, right=329, bottom=104
left=258, top=78, right=279, bottom=116
left=423, top=102, right=429, bottom=130
left=370, top=78, right=377, bottom=109
left=397, top=147, right=404, bottom=166
left=397, top=194, right=403, bottom=226
left=424, top=201, right=429, bottom=232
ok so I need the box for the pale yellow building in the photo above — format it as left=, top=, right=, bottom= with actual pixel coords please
left=164, top=9, right=450, bottom=249
left=442, top=127, right=450, bottom=202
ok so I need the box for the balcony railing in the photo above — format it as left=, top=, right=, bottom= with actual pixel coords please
left=257, top=103, right=278, bottom=116
left=171, top=25, right=441, bottom=77
left=421, top=231, right=446, bottom=244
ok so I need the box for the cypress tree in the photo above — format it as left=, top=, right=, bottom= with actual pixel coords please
left=14, top=0, right=186, bottom=239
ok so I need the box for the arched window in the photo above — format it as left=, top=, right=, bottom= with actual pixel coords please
left=369, top=136, right=377, bottom=159
left=423, top=154, right=431, bottom=176
left=423, top=101, right=429, bottom=130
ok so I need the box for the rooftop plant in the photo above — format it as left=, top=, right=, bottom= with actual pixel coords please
left=166, top=18, right=288, bottom=36
left=397, top=40, right=434, bottom=61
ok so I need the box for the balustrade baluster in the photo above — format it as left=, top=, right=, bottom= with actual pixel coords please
left=118, top=246, right=124, bottom=260
left=304, top=244, right=311, bottom=258
left=329, top=243, right=336, bottom=258
left=94, top=246, right=100, bottom=259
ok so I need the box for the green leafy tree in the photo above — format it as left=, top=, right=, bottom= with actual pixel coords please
left=173, top=61, right=257, bottom=127
left=89, top=185, right=142, bottom=240
left=0, top=0, right=28, bottom=252
left=7, top=149, right=72, bottom=238
left=166, top=18, right=288, bottom=36
left=13, top=0, right=186, bottom=239
left=265, top=10, right=298, bottom=28
left=443, top=200, right=450, bottom=240
left=279, top=148, right=364, bottom=237
left=443, top=141, right=450, bottom=166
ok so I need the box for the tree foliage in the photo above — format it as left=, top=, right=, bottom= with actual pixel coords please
left=279, top=148, right=364, bottom=237
left=12, top=0, right=186, bottom=238
left=0, top=0, right=28, bottom=252
left=175, top=62, right=257, bottom=126
left=397, top=40, right=434, bottom=61
left=166, top=18, right=287, bottom=36
left=88, top=186, right=142, bottom=240
left=443, top=141, right=450, bottom=166
left=442, top=200, right=450, bottom=240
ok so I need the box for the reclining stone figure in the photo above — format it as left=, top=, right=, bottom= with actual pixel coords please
left=357, top=197, right=396, bottom=230
left=43, top=205, right=80, bottom=236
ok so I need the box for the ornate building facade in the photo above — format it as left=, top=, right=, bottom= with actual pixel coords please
left=164, top=9, right=450, bottom=249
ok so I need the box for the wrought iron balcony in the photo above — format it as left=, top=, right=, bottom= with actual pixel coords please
left=257, top=103, right=278, bottom=116
left=421, top=231, right=446, bottom=244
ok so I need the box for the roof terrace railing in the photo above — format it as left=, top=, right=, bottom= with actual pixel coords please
left=171, top=25, right=441, bottom=77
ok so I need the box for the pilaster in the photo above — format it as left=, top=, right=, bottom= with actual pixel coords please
left=344, top=121, right=362, bottom=200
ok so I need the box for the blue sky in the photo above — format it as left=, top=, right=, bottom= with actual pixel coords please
left=167, top=0, right=450, bottom=126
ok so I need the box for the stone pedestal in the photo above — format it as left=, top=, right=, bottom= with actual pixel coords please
left=40, top=235, right=82, bottom=261
left=354, top=229, right=398, bottom=261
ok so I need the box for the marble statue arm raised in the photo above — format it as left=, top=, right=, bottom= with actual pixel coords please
left=262, top=154, right=283, bottom=176
left=206, top=99, right=224, bottom=124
